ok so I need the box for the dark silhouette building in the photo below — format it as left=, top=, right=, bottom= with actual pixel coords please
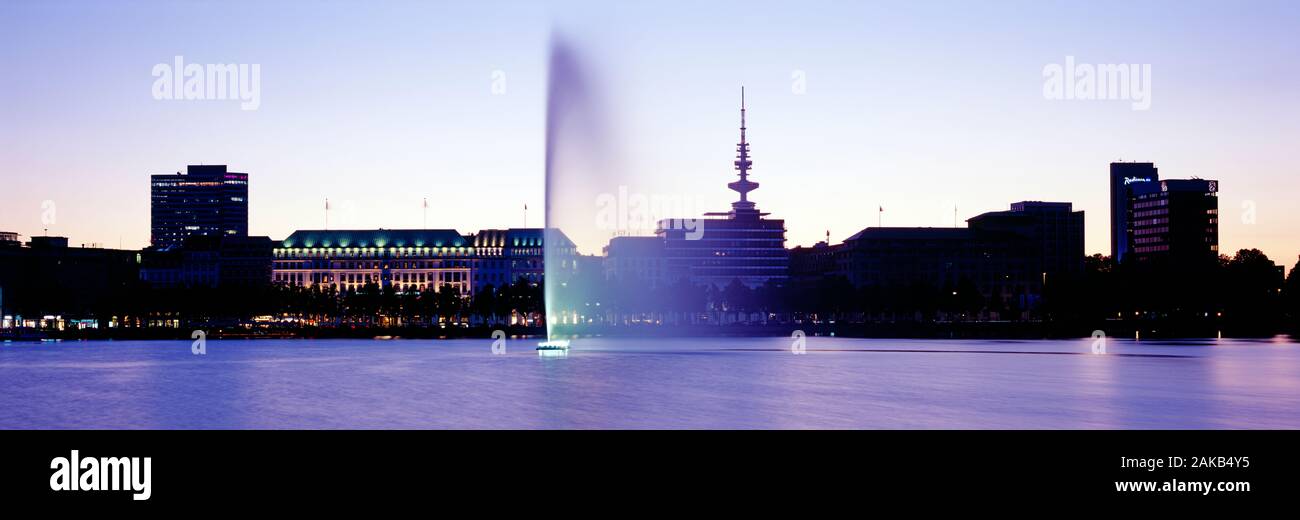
left=1128, top=178, right=1219, bottom=265
left=151, top=165, right=249, bottom=248
left=140, top=235, right=275, bottom=289
left=0, top=234, right=140, bottom=328
left=838, top=227, right=1035, bottom=317
left=603, top=236, right=668, bottom=289
left=655, top=88, right=788, bottom=289
left=1110, top=161, right=1159, bottom=263
left=788, top=240, right=840, bottom=287
left=790, top=201, right=1085, bottom=319
left=967, top=201, right=1085, bottom=283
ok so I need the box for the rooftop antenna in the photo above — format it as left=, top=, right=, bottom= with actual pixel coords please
left=728, top=86, right=759, bottom=213
left=325, top=198, right=330, bottom=230
left=523, top=203, right=528, bottom=228
left=423, top=198, right=428, bottom=229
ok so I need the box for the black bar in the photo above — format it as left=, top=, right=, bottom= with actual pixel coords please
left=0, top=431, right=1292, bottom=507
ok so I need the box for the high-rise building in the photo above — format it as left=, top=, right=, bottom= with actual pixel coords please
left=151, top=165, right=249, bottom=248
left=1128, top=178, right=1219, bottom=264
left=656, top=88, right=788, bottom=289
left=1109, top=162, right=1159, bottom=263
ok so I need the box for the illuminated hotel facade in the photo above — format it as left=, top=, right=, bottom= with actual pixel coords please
left=272, top=228, right=572, bottom=295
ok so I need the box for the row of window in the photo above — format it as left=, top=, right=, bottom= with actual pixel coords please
left=1134, top=208, right=1169, bottom=218
left=1133, top=199, right=1169, bottom=210
left=272, top=270, right=467, bottom=284
left=1134, top=245, right=1171, bottom=253
left=275, top=248, right=473, bottom=259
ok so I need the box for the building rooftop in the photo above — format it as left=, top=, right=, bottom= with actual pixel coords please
left=1131, top=178, right=1219, bottom=196
left=844, top=227, right=973, bottom=242
left=281, top=229, right=469, bottom=249
left=604, top=236, right=665, bottom=256
left=468, top=228, right=571, bottom=249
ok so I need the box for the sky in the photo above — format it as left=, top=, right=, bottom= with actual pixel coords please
left=1, top=0, right=1298, bottom=265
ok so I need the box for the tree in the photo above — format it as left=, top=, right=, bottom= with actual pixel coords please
left=471, top=285, right=499, bottom=325
left=435, top=284, right=463, bottom=325
left=1286, top=257, right=1300, bottom=331
left=719, top=279, right=753, bottom=323
left=1223, top=249, right=1284, bottom=331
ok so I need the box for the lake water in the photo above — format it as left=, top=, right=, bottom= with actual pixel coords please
left=1, top=336, right=1298, bottom=429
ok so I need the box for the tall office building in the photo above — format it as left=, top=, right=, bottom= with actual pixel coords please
left=655, top=88, right=788, bottom=289
left=1109, top=162, right=1159, bottom=263
left=151, top=165, right=249, bottom=248
left=1128, top=179, right=1219, bottom=264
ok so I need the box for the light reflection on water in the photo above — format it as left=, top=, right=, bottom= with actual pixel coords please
left=1, top=337, right=1297, bottom=429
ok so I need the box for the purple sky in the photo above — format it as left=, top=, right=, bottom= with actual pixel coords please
left=1, top=0, right=1297, bottom=265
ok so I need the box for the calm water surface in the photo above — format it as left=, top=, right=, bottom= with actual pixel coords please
left=2, top=336, right=1298, bottom=429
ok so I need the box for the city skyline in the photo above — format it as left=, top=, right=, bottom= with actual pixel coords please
left=2, top=0, right=1298, bottom=264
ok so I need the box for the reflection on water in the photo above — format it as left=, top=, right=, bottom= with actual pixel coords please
left=1, top=337, right=1298, bottom=429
